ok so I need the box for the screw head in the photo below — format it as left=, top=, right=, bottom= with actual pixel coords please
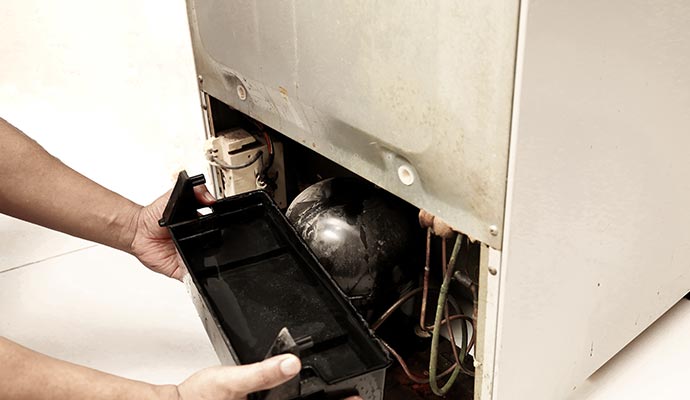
left=236, top=84, right=247, bottom=101
left=489, top=225, right=499, bottom=236
left=489, top=267, right=498, bottom=276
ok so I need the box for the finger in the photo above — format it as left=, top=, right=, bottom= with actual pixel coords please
left=344, top=397, right=363, bottom=400
left=225, top=354, right=301, bottom=394
left=193, top=184, right=216, bottom=205
left=172, top=253, right=188, bottom=281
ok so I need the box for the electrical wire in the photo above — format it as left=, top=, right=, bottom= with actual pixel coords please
left=262, top=131, right=275, bottom=172
left=251, top=120, right=274, bottom=174
left=207, top=150, right=263, bottom=170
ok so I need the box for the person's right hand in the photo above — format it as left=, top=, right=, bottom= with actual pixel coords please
left=173, top=354, right=363, bottom=400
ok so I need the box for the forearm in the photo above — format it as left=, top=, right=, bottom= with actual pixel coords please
left=0, top=118, right=141, bottom=252
left=0, top=337, right=177, bottom=400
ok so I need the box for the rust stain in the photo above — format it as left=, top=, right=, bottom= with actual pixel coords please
left=279, top=86, right=288, bottom=97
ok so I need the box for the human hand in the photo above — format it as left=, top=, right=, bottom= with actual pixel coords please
left=129, top=184, right=215, bottom=280
left=174, top=354, right=299, bottom=400
left=172, top=354, right=362, bottom=400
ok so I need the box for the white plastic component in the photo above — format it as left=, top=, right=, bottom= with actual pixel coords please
left=207, top=129, right=286, bottom=208
left=397, top=165, right=415, bottom=186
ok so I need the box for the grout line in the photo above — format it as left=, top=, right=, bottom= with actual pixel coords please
left=0, top=245, right=99, bottom=274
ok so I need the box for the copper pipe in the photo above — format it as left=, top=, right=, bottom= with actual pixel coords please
left=372, top=287, right=469, bottom=332
left=372, top=287, right=424, bottom=331
left=375, top=292, right=477, bottom=379
left=419, top=228, right=432, bottom=331
left=381, top=340, right=460, bottom=384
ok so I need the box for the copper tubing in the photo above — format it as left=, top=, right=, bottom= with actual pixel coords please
left=375, top=293, right=476, bottom=381
left=419, top=228, right=432, bottom=331
left=372, top=287, right=467, bottom=332
left=374, top=233, right=476, bottom=386
left=372, top=287, right=424, bottom=331
left=373, top=287, right=477, bottom=376
left=381, top=340, right=460, bottom=384
left=428, top=315, right=476, bottom=355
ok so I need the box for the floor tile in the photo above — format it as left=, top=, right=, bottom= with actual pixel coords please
left=572, top=299, right=690, bottom=399
left=0, top=245, right=218, bottom=384
left=0, top=215, right=92, bottom=273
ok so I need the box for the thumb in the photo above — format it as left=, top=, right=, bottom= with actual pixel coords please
left=227, top=354, right=301, bottom=394
left=193, top=184, right=217, bottom=205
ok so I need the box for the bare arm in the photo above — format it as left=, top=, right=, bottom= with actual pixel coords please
left=0, top=118, right=140, bottom=251
left=0, top=336, right=304, bottom=400
left=0, top=119, right=358, bottom=400
left=0, top=337, right=176, bottom=399
left=0, top=118, right=214, bottom=279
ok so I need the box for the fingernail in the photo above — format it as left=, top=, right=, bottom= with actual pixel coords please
left=279, top=356, right=301, bottom=376
left=204, top=192, right=216, bottom=203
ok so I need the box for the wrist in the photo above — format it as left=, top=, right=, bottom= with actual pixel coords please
left=114, top=201, right=143, bottom=254
left=153, top=384, right=182, bottom=400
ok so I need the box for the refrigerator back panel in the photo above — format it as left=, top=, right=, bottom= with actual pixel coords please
left=185, top=0, right=520, bottom=249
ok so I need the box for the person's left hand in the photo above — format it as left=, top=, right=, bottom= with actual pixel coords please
left=129, top=185, right=216, bottom=280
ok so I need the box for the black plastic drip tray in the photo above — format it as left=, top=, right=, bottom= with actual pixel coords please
left=160, top=172, right=389, bottom=397
left=201, top=253, right=370, bottom=382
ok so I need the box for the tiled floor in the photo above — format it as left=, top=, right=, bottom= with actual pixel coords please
left=574, top=299, right=690, bottom=399
left=0, top=215, right=92, bottom=274
left=0, top=221, right=218, bottom=385
left=2, top=216, right=689, bottom=396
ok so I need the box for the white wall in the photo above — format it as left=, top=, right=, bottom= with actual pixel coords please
left=0, top=0, right=206, bottom=204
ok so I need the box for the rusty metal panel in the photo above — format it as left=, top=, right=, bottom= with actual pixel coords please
left=185, top=0, right=520, bottom=249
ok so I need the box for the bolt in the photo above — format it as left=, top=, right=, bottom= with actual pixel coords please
left=488, top=267, right=498, bottom=276
left=197, top=75, right=203, bottom=84
left=489, top=225, right=499, bottom=236
left=236, top=84, right=247, bottom=101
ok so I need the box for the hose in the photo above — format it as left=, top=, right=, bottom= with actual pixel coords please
left=429, top=234, right=463, bottom=396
